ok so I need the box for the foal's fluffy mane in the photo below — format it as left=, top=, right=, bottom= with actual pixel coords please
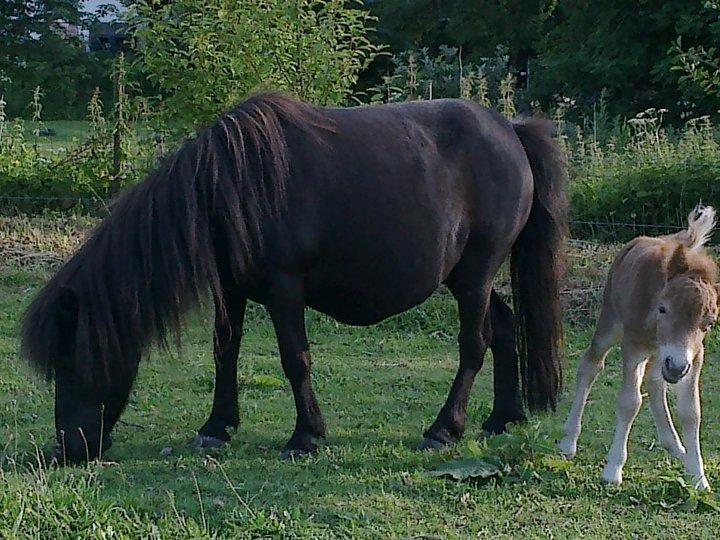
left=670, top=205, right=718, bottom=284
left=674, top=248, right=718, bottom=284
left=21, top=93, right=327, bottom=386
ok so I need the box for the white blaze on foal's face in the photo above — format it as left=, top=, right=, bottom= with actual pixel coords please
left=657, top=276, right=718, bottom=383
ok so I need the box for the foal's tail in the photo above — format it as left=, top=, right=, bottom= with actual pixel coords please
left=510, top=119, right=569, bottom=411
left=679, top=204, right=716, bottom=251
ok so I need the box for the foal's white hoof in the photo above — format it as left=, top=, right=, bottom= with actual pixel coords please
left=659, top=440, right=686, bottom=459
left=558, top=437, right=577, bottom=459
left=602, top=465, right=622, bottom=486
left=694, top=476, right=711, bottom=491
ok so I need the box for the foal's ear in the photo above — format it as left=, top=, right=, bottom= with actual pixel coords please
left=666, top=244, right=690, bottom=281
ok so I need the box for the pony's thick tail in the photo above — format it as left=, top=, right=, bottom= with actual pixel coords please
left=678, top=204, right=716, bottom=251
left=510, top=119, right=569, bottom=411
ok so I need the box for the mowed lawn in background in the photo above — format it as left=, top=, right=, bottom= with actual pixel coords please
left=1, top=261, right=720, bottom=538
left=21, top=121, right=91, bottom=154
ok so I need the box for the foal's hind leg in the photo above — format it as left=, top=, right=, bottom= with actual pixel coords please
left=481, top=290, right=526, bottom=435
left=192, top=293, right=247, bottom=449
left=420, top=255, right=494, bottom=449
left=558, top=305, right=621, bottom=458
left=602, top=339, right=648, bottom=485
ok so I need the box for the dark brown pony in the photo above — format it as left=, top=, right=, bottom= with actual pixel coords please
left=21, top=93, right=567, bottom=461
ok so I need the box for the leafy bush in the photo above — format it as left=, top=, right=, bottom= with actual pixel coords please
left=128, top=0, right=382, bottom=132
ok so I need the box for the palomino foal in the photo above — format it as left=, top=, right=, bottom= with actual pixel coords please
left=559, top=206, right=718, bottom=490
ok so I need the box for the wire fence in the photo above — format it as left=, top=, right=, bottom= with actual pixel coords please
left=3, top=199, right=717, bottom=327
left=0, top=193, right=708, bottom=243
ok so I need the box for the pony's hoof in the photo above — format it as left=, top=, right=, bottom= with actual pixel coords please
left=189, top=434, right=228, bottom=450
left=281, top=431, right=322, bottom=459
left=281, top=447, right=315, bottom=460
left=557, top=437, right=577, bottom=459
left=481, top=412, right=525, bottom=435
left=417, top=437, right=448, bottom=451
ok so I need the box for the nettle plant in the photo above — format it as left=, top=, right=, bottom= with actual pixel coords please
left=369, top=45, right=511, bottom=106
left=0, top=59, right=157, bottom=211
left=129, top=0, right=382, bottom=132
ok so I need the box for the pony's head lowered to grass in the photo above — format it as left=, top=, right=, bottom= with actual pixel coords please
left=20, top=94, right=319, bottom=462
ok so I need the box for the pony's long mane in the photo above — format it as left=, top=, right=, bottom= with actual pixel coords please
left=21, top=93, right=327, bottom=386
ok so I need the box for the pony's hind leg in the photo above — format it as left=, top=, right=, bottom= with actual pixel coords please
left=481, top=290, right=526, bottom=435
left=267, top=274, right=326, bottom=458
left=602, top=339, right=648, bottom=485
left=192, top=293, right=247, bottom=449
left=559, top=307, right=621, bottom=458
left=420, top=254, right=494, bottom=449
left=646, top=359, right=685, bottom=458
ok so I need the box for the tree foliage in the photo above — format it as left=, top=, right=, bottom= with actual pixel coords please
left=0, top=0, right=114, bottom=119
left=523, top=0, right=720, bottom=117
left=670, top=2, right=720, bottom=106
left=368, top=0, right=555, bottom=67
left=368, top=0, right=720, bottom=119
left=129, top=0, right=382, bottom=131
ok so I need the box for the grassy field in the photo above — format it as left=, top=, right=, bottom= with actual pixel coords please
left=21, top=121, right=91, bottom=154
left=1, top=232, right=720, bottom=537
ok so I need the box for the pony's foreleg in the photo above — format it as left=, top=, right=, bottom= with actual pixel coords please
left=192, top=294, right=247, bottom=449
left=420, top=278, right=492, bottom=449
left=481, top=290, right=526, bottom=435
left=558, top=323, right=619, bottom=458
left=645, top=359, right=685, bottom=459
left=267, top=276, right=326, bottom=458
left=677, top=351, right=710, bottom=490
left=602, top=341, right=647, bottom=485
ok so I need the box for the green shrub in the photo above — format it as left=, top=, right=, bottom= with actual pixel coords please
left=128, top=0, right=382, bottom=132
left=569, top=110, right=720, bottom=241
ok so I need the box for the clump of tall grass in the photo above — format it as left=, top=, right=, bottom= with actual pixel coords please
left=0, top=456, right=212, bottom=538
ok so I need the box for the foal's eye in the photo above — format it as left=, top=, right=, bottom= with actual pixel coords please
left=658, top=305, right=667, bottom=314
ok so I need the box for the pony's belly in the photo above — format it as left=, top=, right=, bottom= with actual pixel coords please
left=301, top=228, right=464, bottom=326
left=306, top=284, right=437, bottom=326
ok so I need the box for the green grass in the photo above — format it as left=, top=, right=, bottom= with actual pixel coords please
left=22, top=121, right=91, bottom=153
left=2, top=265, right=720, bottom=538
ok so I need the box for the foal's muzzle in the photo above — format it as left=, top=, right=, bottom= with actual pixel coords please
left=662, top=356, right=691, bottom=384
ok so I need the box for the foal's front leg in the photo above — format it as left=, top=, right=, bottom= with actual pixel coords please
left=602, top=341, right=648, bottom=485
left=677, top=352, right=710, bottom=490
left=192, top=294, right=247, bottom=448
left=558, top=319, right=620, bottom=459
left=645, top=358, right=685, bottom=459
left=267, top=276, right=326, bottom=458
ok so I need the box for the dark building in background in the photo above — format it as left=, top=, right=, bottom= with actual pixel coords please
left=88, top=22, right=129, bottom=52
